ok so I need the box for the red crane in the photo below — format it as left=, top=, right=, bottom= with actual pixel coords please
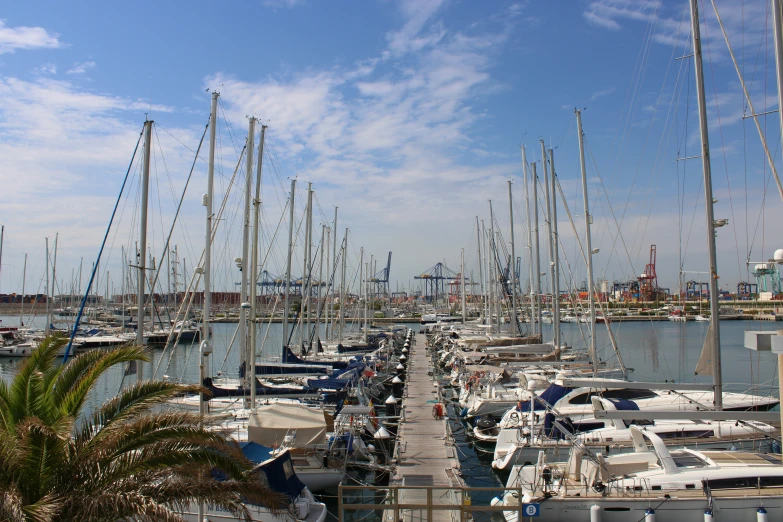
left=638, top=245, right=659, bottom=300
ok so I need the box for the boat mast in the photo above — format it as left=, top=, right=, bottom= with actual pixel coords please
left=489, top=201, right=496, bottom=332
left=52, top=233, right=58, bottom=331
left=521, top=147, right=536, bottom=335
left=508, top=180, right=518, bottom=334
left=137, top=120, right=153, bottom=370
left=304, top=184, right=313, bottom=349
left=339, top=229, right=347, bottom=344
left=324, top=226, right=331, bottom=342
left=475, top=216, right=484, bottom=325
left=316, top=224, right=325, bottom=349
left=482, top=220, right=489, bottom=327
left=239, top=117, right=255, bottom=408
left=531, top=162, right=542, bottom=334
left=45, top=238, right=50, bottom=335
left=542, top=141, right=559, bottom=348
left=576, top=110, right=599, bottom=372
left=360, top=247, right=366, bottom=343
left=331, top=208, right=338, bottom=341
left=689, top=0, right=722, bottom=408
left=283, top=179, right=296, bottom=357
left=249, top=124, right=266, bottom=409
left=20, top=253, right=26, bottom=327
left=198, top=90, right=218, bottom=522
left=549, top=149, right=562, bottom=350
left=461, top=248, right=467, bottom=323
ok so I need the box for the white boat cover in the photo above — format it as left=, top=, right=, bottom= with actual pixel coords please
left=247, top=403, right=327, bottom=448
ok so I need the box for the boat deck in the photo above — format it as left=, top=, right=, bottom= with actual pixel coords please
left=390, top=332, right=461, bottom=522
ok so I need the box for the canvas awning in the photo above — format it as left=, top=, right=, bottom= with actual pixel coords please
left=247, top=402, right=327, bottom=448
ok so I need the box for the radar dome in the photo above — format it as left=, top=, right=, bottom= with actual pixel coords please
left=775, top=249, right=783, bottom=263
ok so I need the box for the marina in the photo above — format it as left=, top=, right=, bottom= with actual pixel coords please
left=5, top=0, right=783, bottom=521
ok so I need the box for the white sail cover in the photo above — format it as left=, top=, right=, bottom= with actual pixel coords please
left=694, top=321, right=715, bottom=376
left=247, top=403, right=326, bottom=448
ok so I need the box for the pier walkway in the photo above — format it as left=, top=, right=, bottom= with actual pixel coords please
left=390, top=332, right=460, bottom=522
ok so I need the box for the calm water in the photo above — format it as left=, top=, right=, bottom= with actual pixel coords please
left=1, top=315, right=779, bottom=411
left=3, top=314, right=781, bottom=520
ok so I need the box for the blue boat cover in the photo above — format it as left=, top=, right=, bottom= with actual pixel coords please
left=240, top=441, right=274, bottom=464
left=252, top=450, right=306, bottom=500
left=516, top=384, right=571, bottom=412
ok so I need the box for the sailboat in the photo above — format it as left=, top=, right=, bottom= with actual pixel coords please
left=493, top=1, right=783, bottom=519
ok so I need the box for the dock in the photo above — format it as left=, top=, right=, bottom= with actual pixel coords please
left=388, top=332, right=461, bottom=522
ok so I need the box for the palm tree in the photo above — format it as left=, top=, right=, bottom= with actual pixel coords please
left=0, top=334, right=285, bottom=521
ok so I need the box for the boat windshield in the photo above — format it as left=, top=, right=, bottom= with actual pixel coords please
left=670, top=450, right=708, bottom=469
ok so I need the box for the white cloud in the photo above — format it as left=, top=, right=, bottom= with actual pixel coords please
left=591, top=87, right=615, bottom=100
left=384, top=0, right=447, bottom=57
left=33, top=63, right=57, bottom=75
left=0, top=20, right=62, bottom=54
left=261, top=0, right=304, bottom=8
left=66, top=61, right=96, bottom=75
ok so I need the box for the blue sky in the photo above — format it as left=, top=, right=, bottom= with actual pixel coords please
left=1, top=0, right=782, bottom=299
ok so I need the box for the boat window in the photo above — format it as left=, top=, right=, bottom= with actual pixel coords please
left=568, top=392, right=595, bottom=404
left=628, top=419, right=654, bottom=426
left=602, top=389, right=658, bottom=400
left=658, top=430, right=713, bottom=439
left=670, top=451, right=708, bottom=468
left=283, top=460, right=295, bottom=479
left=761, top=476, right=783, bottom=487
left=709, top=477, right=752, bottom=489
left=254, top=470, right=270, bottom=488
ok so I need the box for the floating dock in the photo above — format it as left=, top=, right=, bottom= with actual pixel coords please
left=388, top=332, right=462, bottom=521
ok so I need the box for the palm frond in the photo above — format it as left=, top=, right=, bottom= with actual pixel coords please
left=55, top=345, right=149, bottom=417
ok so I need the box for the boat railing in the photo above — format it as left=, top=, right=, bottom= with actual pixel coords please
left=338, top=484, right=532, bottom=522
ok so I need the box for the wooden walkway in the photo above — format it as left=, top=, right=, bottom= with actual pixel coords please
left=389, top=332, right=460, bottom=522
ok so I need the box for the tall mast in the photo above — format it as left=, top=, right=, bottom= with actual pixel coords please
left=360, top=247, right=366, bottom=343
left=324, top=226, right=331, bottom=342
left=137, top=120, right=153, bottom=370
left=52, top=233, right=58, bottom=329
left=249, top=124, right=266, bottom=409
left=689, top=0, right=722, bottom=409
left=482, top=220, right=489, bottom=326
left=20, top=253, right=26, bottom=327
left=461, top=248, right=467, bottom=323
left=45, top=238, right=50, bottom=335
left=331, top=208, right=339, bottom=341
left=495, top=231, right=502, bottom=329
left=521, top=147, right=536, bottom=335
left=508, top=180, right=518, bottom=334
left=316, top=224, right=325, bottom=348
left=576, top=110, right=599, bottom=372
left=541, top=140, right=558, bottom=348
left=548, top=148, right=561, bottom=350
left=283, top=179, right=296, bottom=356
left=531, top=162, right=542, bottom=333
left=339, top=229, right=347, bottom=344
left=239, top=117, right=255, bottom=408
left=199, top=91, right=218, bottom=522
left=304, top=184, right=313, bottom=349
left=475, top=216, right=484, bottom=324
left=486, top=214, right=494, bottom=330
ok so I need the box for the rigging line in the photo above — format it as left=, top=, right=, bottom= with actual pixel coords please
left=610, top=0, right=662, bottom=167
left=217, top=97, right=242, bottom=160
left=554, top=176, right=629, bottom=374
left=709, top=0, right=783, bottom=208
left=614, top=7, right=687, bottom=268
left=63, top=124, right=144, bottom=361
left=155, top=142, right=248, bottom=377
left=142, top=122, right=209, bottom=337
